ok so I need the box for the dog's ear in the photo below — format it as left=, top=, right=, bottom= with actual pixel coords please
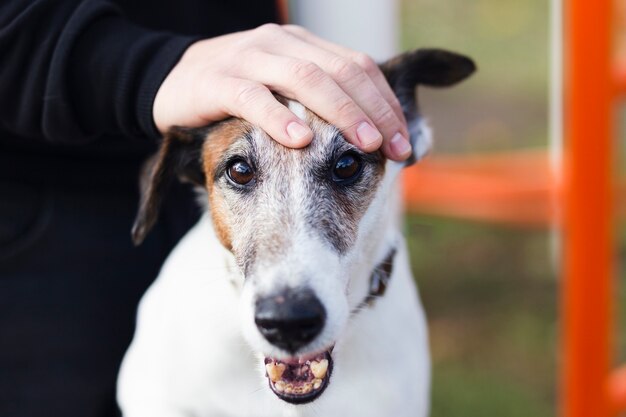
left=380, top=49, right=476, bottom=163
left=132, top=126, right=206, bottom=246
left=380, top=48, right=476, bottom=116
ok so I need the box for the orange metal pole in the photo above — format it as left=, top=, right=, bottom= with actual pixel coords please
left=561, top=1, right=615, bottom=417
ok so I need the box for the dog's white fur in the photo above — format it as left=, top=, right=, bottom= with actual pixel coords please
left=117, top=103, right=432, bottom=417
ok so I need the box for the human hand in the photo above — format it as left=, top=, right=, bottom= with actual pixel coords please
left=153, top=24, right=412, bottom=161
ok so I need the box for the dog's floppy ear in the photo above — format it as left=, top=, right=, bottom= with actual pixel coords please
left=380, top=48, right=476, bottom=163
left=132, top=127, right=206, bottom=246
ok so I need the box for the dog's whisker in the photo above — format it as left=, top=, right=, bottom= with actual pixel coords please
left=246, top=385, right=266, bottom=397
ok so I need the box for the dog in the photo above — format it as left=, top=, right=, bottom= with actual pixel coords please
left=117, top=48, right=475, bottom=417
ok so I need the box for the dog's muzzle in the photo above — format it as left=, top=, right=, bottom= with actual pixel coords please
left=256, top=248, right=396, bottom=404
left=254, top=287, right=332, bottom=403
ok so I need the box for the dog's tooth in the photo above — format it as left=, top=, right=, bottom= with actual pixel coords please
left=266, top=362, right=286, bottom=382
left=313, top=378, right=322, bottom=389
left=310, top=359, right=328, bottom=379
left=274, top=381, right=285, bottom=392
left=302, top=383, right=312, bottom=393
left=313, top=378, right=323, bottom=389
left=284, top=384, right=294, bottom=394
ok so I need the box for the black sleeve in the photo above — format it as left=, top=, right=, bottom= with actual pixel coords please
left=0, top=0, right=197, bottom=144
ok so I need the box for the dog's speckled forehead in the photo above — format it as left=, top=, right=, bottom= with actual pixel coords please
left=202, top=99, right=375, bottom=173
left=200, top=100, right=386, bottom=269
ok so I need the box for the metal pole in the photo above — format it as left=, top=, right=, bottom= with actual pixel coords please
left=561, top=0, right=614, bottom=416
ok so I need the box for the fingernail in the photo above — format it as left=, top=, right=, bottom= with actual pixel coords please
left=390, top=132, right=412, bottom=158
left=356, top=122, right=383, bottom=148
left=287, top=121, right=311, bottom=144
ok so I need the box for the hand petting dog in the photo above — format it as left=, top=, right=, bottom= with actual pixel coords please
left=152, top=24, right=413, bottom=161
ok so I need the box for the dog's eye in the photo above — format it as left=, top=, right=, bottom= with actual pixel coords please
left=332, top=152, right=362, bottom=183
left=227, top=160, right=255, bottom=185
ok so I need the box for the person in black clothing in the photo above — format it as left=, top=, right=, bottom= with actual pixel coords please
left=0, top=1, right=411, bottom=416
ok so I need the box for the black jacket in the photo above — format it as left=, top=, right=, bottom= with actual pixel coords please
left=0, top=0, right=278, bottom=186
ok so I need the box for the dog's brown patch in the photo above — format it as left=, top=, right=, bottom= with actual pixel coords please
left=201, top=119, right=251, bottom=250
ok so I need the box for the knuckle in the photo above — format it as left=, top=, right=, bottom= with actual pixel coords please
left=283, top=24, right=307, bottom=35
left=233, top=82, right=264, bottom=107
left=254, top=23, right=283, bottom=40
left=353, top=52, right=378, bottom=75
left=257, top=23, right=281, bottom=34
left=374, top=105, right=399, bottom=128
left=331, top=57, right=363, bottom=83
left=334, top=99, right=360, bottom=124
left=263, top=102, right=288, bottom=120
left=289, top=60, right=325, bottom=86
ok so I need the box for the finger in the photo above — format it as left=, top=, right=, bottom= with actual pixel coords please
left=240, top=52, right=384, bottom=152
left=281, top=26, right=411, bottom=160
left=350, top=50, right=408, bottom=126
left=218, top=78, right=313, bottom=147
left=307, top=53, right=411, bottom=160
left=282, top=25, right=406, bottom=125
left=265, top=33, right=411, bottom=160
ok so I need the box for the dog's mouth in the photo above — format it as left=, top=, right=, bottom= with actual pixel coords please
left=264, top=349, right=333, bottom=404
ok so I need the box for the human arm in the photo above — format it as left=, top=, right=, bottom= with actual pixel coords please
left=0, top=0, right=196, bottom=144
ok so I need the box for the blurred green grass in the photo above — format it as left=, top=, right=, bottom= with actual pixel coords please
left=400, top=0, right=548, bottom=95
left=405, top=216, right=556, bottom=417
left=399, top=1, right=556, bottom=416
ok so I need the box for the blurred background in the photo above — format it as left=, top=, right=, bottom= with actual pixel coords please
left=292, top=0, right=567, bottom=415
left=399, top=1, right=555, bottom=416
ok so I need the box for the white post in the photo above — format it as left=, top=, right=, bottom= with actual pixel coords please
left=289, top=0, right=399, bottom=61
left=549, top=0, right=563, bottom=272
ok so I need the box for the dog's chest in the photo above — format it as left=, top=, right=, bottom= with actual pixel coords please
left=120, top=219, right=430, bottom=417
left=187, top=308, right=430, bottom=417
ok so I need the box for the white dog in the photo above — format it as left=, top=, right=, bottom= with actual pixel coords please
left=117, top=49, right=475, bottom=417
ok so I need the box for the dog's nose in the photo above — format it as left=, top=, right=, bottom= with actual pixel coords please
left=254, top=288, right=326, bottom=353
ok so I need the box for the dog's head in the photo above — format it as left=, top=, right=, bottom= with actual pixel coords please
left=132, top=49, right=474, bottom=404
